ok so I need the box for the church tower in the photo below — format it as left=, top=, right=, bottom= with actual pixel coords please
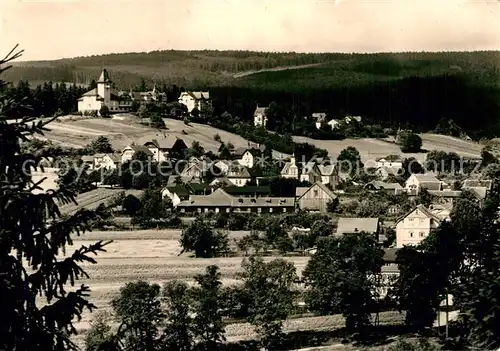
left=97, top=69, right=111, bottom=105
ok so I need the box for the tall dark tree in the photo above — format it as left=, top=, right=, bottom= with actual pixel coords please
left=0, top=46, right=109, bottom=351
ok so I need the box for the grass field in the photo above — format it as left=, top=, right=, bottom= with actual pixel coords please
left=45, top=115, right=482, bottom=163
left=62, top=229, right=404, bottom=348
left=45, top=115, right=250, bottom=152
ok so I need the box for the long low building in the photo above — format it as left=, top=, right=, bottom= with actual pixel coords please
left=177, top=188, right=295, bottom=214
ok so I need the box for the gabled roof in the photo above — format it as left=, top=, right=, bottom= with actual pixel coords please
left=295, top=187, right=309, bottom=198
left=281, top=161, right=298, bottom=175
left=231, top=196, right=295, bottom=208
left=301, top=162, right=320, bottom=175
left=366, top=181, right=403, bottom=190
left=427, top=190, right=462, bottom=198
left=180, top=91, right=209, bottom=100
left=410, top=174, right=441, bottom=183
left=395, top=204, right=442, bottom=225
left=227, top=165, right=252, bottom=178
left=466, top=186, right=488, bottom=200
left=94, top=153, right=120, bottom=163
left=81, top=88, right=101, bottom=98
left=145, top=137, right=186, bottom=150
left=336, top=217, right=379, bottom=234
left=123, top=144, right=153, bottom=156
left=254, top=106, right=267, bottom=115
left=81, top=155, right=94, bottom=162
left=376, top=155, right=403, bottom=162
left=298, top=181, right=337, bottom=200
left=376, top=166, right=400, bottom=175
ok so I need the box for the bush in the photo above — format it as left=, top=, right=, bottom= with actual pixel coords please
left=99, top=105, right=110, bottom=118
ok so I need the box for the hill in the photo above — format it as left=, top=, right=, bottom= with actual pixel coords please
left=5, top=50, right=500, bottom=89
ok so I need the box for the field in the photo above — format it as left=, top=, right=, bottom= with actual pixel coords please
left=44, top=116, right=482, bottom=164
left=62, top=229, right=404, bottom=348
left=44, top=115, right=250, bottom=152
left=293, top=133, right=482, bottom=164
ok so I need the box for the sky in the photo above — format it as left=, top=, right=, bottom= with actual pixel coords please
left=1, top=0, right=499, bottom=61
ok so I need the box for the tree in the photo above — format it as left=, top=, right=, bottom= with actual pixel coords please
left=303, top=233, right=384, bottom=336
left=481, top=147, right=498, bottom=167
left=180, top=217, right=229, bottom=257
left=337, top=146, right=363, bottom=175
left=121, top=194, right=142, bottom=216
left=84, top=312, right=113, bottom=351
left=137, top=104, right=149, bottom=118
left=240, top=257, right=297, bottom=350
left=161, top=281, right=195, bottom=351
left=199, top=101, right=214, bottom=119
left=86, top=136, right=113, bottom=154
left=308, top=219, right=333, bottom=247
left=399, top=157, right=424, bottom=181
left=327, top=197, right=340, bottom=213
left=150, top=113, right=166, bottom=129
left=132, top=188, right=173, bottom=226
left=111, top=281, right=163, bottom=351
left=89, top=79, right=97, bottom=90
left=99, top=105, right=110, bottom=118
left=398, top=131, right=422, bottom=153
left=190, top=106, right=200, bottom=118
left=186, top=141, right=205, bottom=159
left=192, top=265, right=226, bottom=350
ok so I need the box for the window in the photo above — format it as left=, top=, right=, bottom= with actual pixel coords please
left=408, top=218, right=414, bottom=222
left=226, top=208, right=230, bottom=213
left=269, top=208, right=273, bottom=213
left=313, top=190, right=319, bottom=197
left=419, top=232, right=425, bottom=237
left=410, top=232, right=414, bottom=238
left=283, top=208, right=287, bottom=213
left=257, top=208, right=262, bottom=214
left=419, top=218, right=425, bottom=224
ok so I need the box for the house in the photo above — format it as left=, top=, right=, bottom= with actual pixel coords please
left=78, top=69, right=130, bottom=114
left=162, top=184, right=211, bottom=207
left=227, top=164, right=252, bottom=187
left=312, top=113, right=327, bottom=129
left=364, top=181, right=404, bottom=195
left=376, top=155, right=403, bottom=169
left=143, top=137, right=188, bottom=162
left=177, top=188, right=295, bottom=214
left=296, top=181, right=337, bottom=212
left=93, top=153, right=120, bottom=169
left=121, top=144, right=153, bottom=163
left=317, top=164, right=339, bottom=188
left=178, top=91, right=210, bottom=113
left=463, top=179, right=493, bottom=190
left=129, top=85, right=166, bottom=105
left=327, top=119, right=342, bottom=130
left=31, top=167, right=59, bottom=194
left=376, top=166, right=400, bottom=181
left=180, top=159, right=213, bottom=182
left=427, top=190, right=462, bottom=206
left=81, top=155, right=95, bottom=169
left=214, top=160, right=232, bottom=175
left=405, top=174, right=443, bottom=194
left=336, top=217, right=380, bottom=236
left=300, top=162, right=322, bottom=184
left=237, top=149, right=262, bottom=169
left=395, top=204, right=450, bottom=248
left=254, top=106, right=268, bottom=127
left=281, top=154, right=299, bottom=179
left=376, top=248, right=400, bottom=298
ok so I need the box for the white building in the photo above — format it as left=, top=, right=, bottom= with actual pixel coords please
left=405, top=174, right=443, bottom=194
left=93, top=153, right=120, bottom=169
left=254, top=106, right=268, bottom=128
left=280, top=154, right=299, bottom=179
left=178, top=91, right=210, bottom=113
left=376, top=155, right=403, bottom=169
left=237, top=149, right=262, bottom=169
left=78, top=69, right=129, bottom=114
left=395, top=204, right=450, bottom=248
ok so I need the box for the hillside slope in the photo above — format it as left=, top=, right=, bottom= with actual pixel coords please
left=5, top=50, right=499, bottom=89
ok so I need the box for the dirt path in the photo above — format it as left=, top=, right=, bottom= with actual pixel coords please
left=233, top=63, right=325, bottom=78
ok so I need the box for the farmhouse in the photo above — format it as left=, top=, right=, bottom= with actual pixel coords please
left=227, top=164, right=252, bottom=187
left=296, top=181, right=337, bottom=213
left=364, top=181, right=403, bottom=195
left=143, top=137, right=188, bottom=163
left=317, top=164, right=339, bottom=188
left=395, top=204, right=450, bottom=248
left=121, top=144, right=153, bottom=163
left=93, top=153, right=120, bottom=169
left=254, top=106, right=268, bottom=127
left=405, top=173, right=443, bottom=194
left=177, top=188, right=295, bottom=214
left=376, top=166, right=400, bottom=181
left=178, top=91, right=210, bottom=113
left=129, top=85, right=166, bottom=104
left=376, top=155, right=403, bottom=169
left=281, top=154, right=299, bottom=179
left=78, top=69, right=132, bottom=114
left=236, top=149, right=262, bottom=169
left=162, top=183, right=211, bottom=207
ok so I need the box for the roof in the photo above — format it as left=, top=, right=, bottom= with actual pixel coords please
left=81, top=88, right=100, bottom=97
left=376, top=166, right=400, bottom=175
left=227, top=165, right=252, bottom=178
left=296, top=187, right=309, bottom=198
left=317, top=164, right=337, bottom=176
left=123, top=144, right=153, bottom=156
left=180, top=91, right=209, bottom=100
left=281, top=161, right=298, bottom=175
left=298, top=181, right=337, bottom=200
left=254, top=106, right=267, bottom=115
left=180, top=188, right=234, bottom=207
left=312, top=113, right=327, bottom=121
left=167, top=175, right=201, bottom=186
left=395, top=204, right=442, bottom=225
left=376, top=155, right=403, bottom=162
left=231, top=197, right=295, bottom=208
left=463, top=179, right=493, bottom=190
left=427, top=190, right=462, bottom=197
left=94, top=153, right=120, bottom=163
left=336, top=217, right=380, bottom=234
left=383, top=248, right=400, bottom=263
left=97, top=69, right=111, bottom=83
left=411, top=174, right=441, bottom=183
left=145, top=137, right=186, bottom=150
left=224, top=186, right=271, bottom=196
left=164, top=184, right=210, bottom=197
left=366, top=181, right=403, bottom=190
left=81, top=155, right=94, bottom=162
left=327, top=119, right=341, bottom=125
left=467, top=186, right=488, bottom=200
